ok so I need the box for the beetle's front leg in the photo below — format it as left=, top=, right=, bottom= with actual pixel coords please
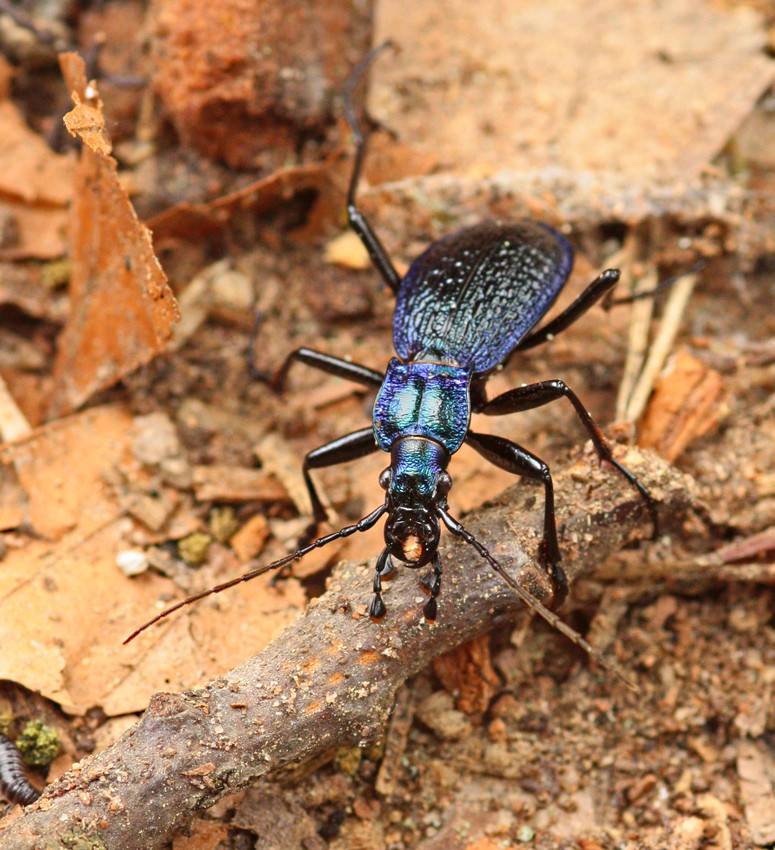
left=465, top=430, right=567, bottom=607
left=369, top=547, right=395, bottom=620
left=420, top=553, right=443, bottom=622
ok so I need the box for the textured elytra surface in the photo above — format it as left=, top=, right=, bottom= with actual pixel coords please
left=393, top=220, right=573, bottom=374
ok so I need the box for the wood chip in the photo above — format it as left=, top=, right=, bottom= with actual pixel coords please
left=375, top=686, right=415, bottom=798
left=616, top=264, right=656, bottom=422
left=433, top=634, right=500, bottom=715
left=737, top=739, right=775, bottom=846
left=191, top=465, right=289, bottom=504
left=324, top=230, right=371, bottom=270
left=638, top=348, right=724, bottom=461
left=230, top=514, right=270, bottom=562
left=625, top=273, right=698, bottom=424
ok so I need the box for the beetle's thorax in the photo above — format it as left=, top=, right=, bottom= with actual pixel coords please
left=373, top=357, right=472, bottom=455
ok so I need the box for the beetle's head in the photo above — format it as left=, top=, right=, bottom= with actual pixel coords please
left=379, top=437, right=451, bottom=567
left=382, top=504, right=440, bottom=567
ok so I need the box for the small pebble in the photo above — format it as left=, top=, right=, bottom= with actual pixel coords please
left=116, top=550, right=148, bottom=577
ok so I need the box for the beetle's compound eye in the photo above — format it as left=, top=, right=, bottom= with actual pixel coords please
left=436, top=471, right=452, bottom=497
left=379, top=468, right=392, bottom=490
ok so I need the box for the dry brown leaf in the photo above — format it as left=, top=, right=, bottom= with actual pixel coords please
left=0, top=261, right=69, bottom=323
left=1, top=406, right=131, bottom=539
left=49, top=53, right=179, bottom=417
left=145, top=160, right=335, bottom=242
left=0, top=202, right=70, bottom=262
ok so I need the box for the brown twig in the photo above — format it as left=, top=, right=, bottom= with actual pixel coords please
left=0, top=447, right=692, bottom=850
left=624, top=272, right=698, bottom=422
left=616, top=265, right=657, bottom=422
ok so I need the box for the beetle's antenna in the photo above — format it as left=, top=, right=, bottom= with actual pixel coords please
left=605, top=260, right=706, bottom=307
left=124, top=504, right=388, bottom=645
left=437, top=508, right=636, bottom=689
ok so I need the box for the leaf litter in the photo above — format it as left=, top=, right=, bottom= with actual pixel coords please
left=0, top=0, right=775, bottom=846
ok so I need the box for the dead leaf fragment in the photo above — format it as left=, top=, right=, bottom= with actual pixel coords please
left=0, top=100, right=73, bottom=207
left=0, top=405, right=132, bottom=541
left=50, top=53, right=180, bottom=417
left=145, top=161, right=335, bottom=243
left=0, top=100, right=72, bottom=260
left=63, top=90, right=112, bottom=156
left=61, top=51, right=112, bottom=156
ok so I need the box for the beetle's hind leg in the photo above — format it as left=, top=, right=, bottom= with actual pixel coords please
left=343, top=43, right=401, bottom=296
left=478, top=380, right=659, bottom=537
left=465, top=431, right=568, bottom=607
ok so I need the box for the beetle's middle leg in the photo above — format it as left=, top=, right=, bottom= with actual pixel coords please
left=477, top=379, right=658, bottom=536
left=268, top=427, right=379, bottom=584
left=515, top=270, right=620, bottom=351
left=465, top=430, right=566, bottom=606
left=303, top=427, right=380, bottom=526
left=272, top=348, right=384, bottom=393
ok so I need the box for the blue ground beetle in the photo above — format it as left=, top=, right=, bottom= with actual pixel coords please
left=127, top=45, right=657, bottom=657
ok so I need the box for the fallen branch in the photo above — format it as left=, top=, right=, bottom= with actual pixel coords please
left=0, top=446, right=693, bottom=849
